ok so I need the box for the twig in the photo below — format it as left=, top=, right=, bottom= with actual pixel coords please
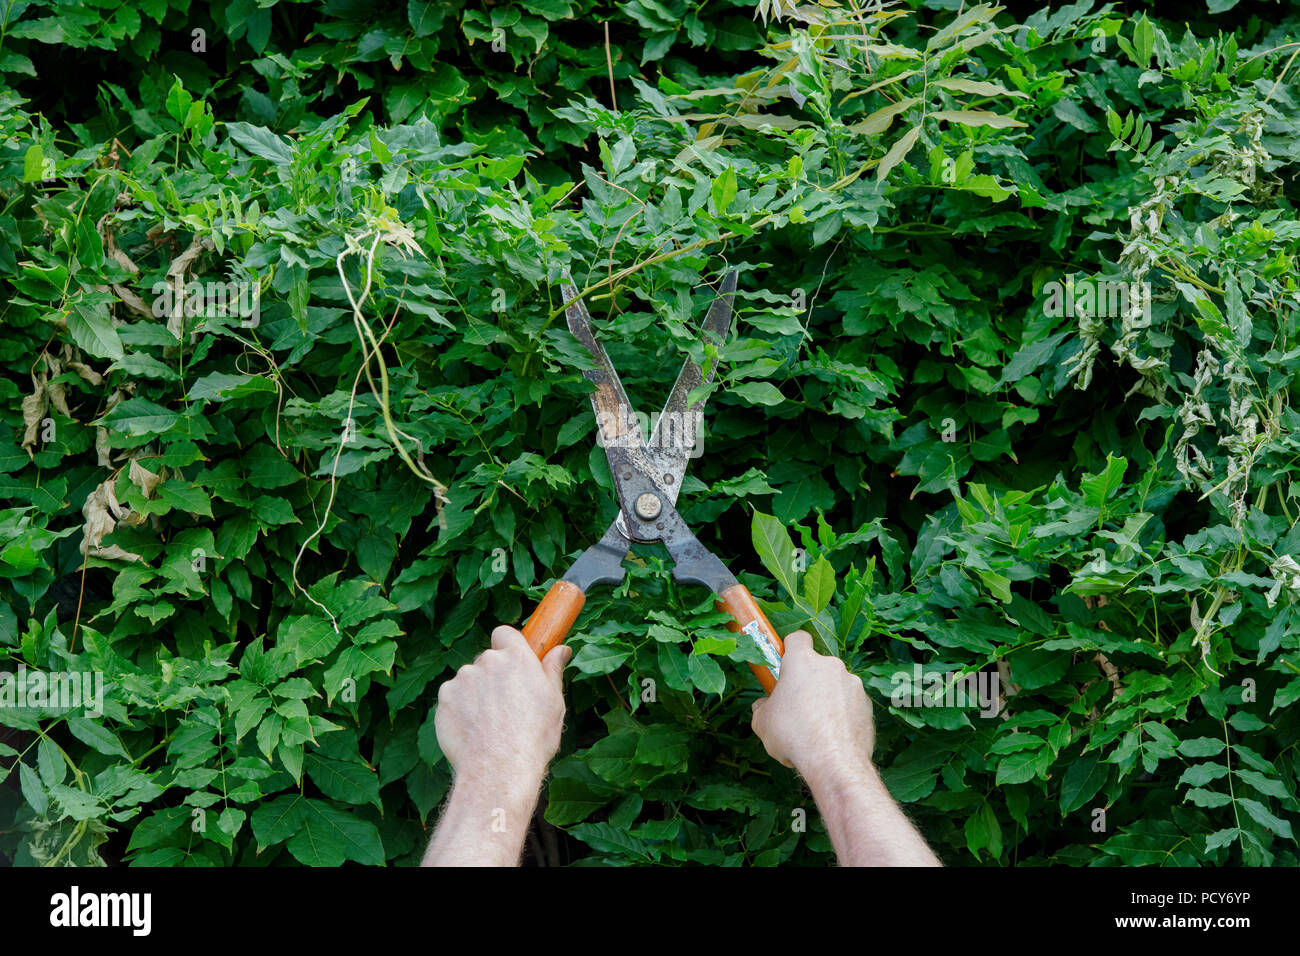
left=604, top=22, right=618, bottom=111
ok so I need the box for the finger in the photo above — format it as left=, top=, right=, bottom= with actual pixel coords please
left=435, top=674, right=459, bottom=704
left=541, top=643, right=571, bottom=687
left=491, top=625, right=528, bottom=652
left=750, top=697, right=767, bottom=732
left=781, top=630, right=813, bottom=659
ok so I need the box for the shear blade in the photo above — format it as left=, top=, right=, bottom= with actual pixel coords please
left=561, top=275, right=647, bottom=456
left=644, top=270, right=736, bottom=505
left=560, top=269, right=736, bottom=510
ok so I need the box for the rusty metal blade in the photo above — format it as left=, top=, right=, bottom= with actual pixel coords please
left=560, top=273, right=667, bottom=538
left=644, top=270, right=736, bottom=507
left=559, top=270, right=736, bottom=542
left=560, top=274, right=645, bottom=456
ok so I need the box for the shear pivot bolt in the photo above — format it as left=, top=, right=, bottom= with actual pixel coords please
left=634, top=493, right=662, bottom=520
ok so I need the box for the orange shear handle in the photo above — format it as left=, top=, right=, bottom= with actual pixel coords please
left=521, top=580, right=586, bottom=659
left=717, top=584, right=785, bottom=694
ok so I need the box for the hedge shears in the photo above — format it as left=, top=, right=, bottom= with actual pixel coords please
left=519, top=269, right=786, bottom=693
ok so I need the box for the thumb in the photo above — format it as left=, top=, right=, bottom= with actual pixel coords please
left=541, top=643, right=572, bottom=687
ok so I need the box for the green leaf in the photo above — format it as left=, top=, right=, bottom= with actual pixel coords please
left=1238, top=798, right=1294, bottom=839
left=66, top=717, right=131, bottom=759
left=290, top=799, right=385, bottom=865
left=877, top=125, right=921, bottom=182
left=226, top=122, right=294, bottom=164
left=1235, top=768, right=1289, bottom=800
left=98, top=397, right=183, bottom=437
left=570, top=821, right=653, bottom=860
left=51, top=783, right=105, bottom=820
left=165, top=79, right=192, bottom=123
left=545, top=769, right=615, bottom=826
left=648, top=623, right=687, bottom=643
left=1177, top=737, right=1226, bottom=758
left=1205, top=828, right=1239, bottom=852
left=752, top=510, right=798, bottom=596
left=1008, top=649, right=1070, bottom=690
left=1228, top=711, right=1266, bottom=732
left=687, top=653, right=726, bottom=696
left=803, top=555, right=836, bottom=612
left=879, top=758, right=939, bottom=802
left=23, top=144, right=46, bottom=182
left=1081, top=454, right=1127, bottom=508
left=995, top=750, right=1040, bottom=785
left=126, top=807, right=191, bottom=852
left=731, top=381, right=785, bottom=406
left=1059, top=751, right=1107, bottom=813
left=251, top=794, right=383, bottom=864
left=19, top=762, right=48, bottom=816
left=849, top=97, right=920, bottom=136
left=932, top=109, right=1026, bottom=129
left=998, top=332, right=1067, bottom=386
left=66, top=304, right=125, bottom=361
left=657, top=643, right=692, bottom=692
left=964, top=800, right=1003, bottom=860
left=693, top=635, right=736, bottom=656
left=976, top=569, right=1012, bottom=603
left=284, top=616, right=342, bottom=664
left=1178, top=762, right=1228, bottom=787
left=1132, top=15, right=1156, bottom=68
left=157, top=481, right=213, bottom=516
left=1050, top=99, right=1098, bottom=132
left=571, top=641, right=632, bottom=675
left=187, top=372, right=276, bottom=402
left=305, top=754, right=382, bottom=810
left=711, top=166, right=738, bottom=214
left=1184, top=788, right=1232, bottom=808
left=417, top=706, right=443, bottom=766
left=934, top=78, right=1027, bottom=99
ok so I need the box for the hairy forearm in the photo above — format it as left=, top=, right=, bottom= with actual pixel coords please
left=422, top=767, right=546, bottom=867
left=802, top=756, right=941, bottom=867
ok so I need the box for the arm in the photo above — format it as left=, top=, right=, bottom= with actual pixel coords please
left=422, top=626, right=569, bottom=867
left=750, top=631, right=940, bottom=867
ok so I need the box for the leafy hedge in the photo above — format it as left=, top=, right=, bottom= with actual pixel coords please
left=2, top=0, right=1299, bottom=865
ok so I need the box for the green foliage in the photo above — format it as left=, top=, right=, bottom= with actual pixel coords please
left=2, top=0, right=1300, bottom=866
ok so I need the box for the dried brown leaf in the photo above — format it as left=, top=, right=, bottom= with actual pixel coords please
left=113, top=283, right=154, bottom=318
left=165, top=235, right=214, bottom=339
left=81, top=479, right=144, bottom=562
left=21, top=372, right=48, bottom=456
left=129, top=458, right=163, bottom=499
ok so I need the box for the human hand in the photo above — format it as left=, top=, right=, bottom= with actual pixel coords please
left=434, top=625, right=569, bottom=787
left=750, top=631, right=874, bottom=777
left=750, top=633, right=939, bottom=867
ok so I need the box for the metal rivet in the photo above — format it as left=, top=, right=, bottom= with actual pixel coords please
left=635, top=492, right=662, bottom=520
left=664, top=474, right=675, bottom=484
